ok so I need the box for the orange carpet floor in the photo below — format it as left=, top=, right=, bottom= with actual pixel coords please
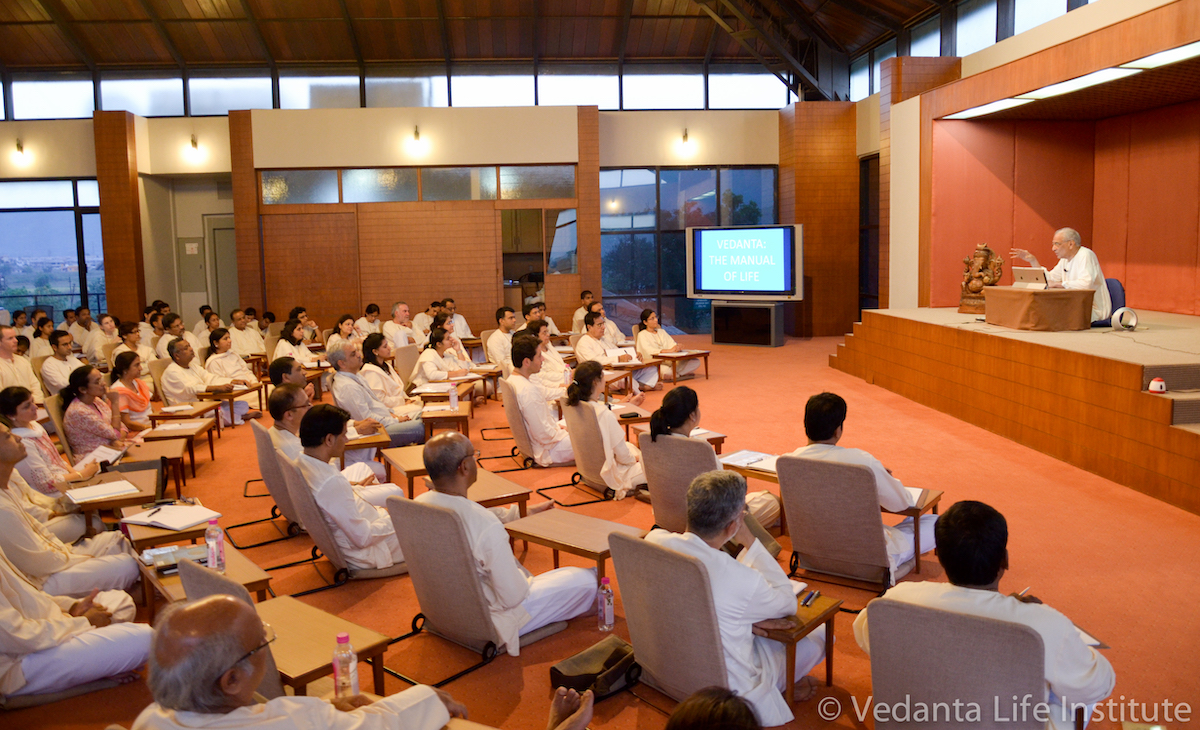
left=10, top=335, right=1200, bottom=729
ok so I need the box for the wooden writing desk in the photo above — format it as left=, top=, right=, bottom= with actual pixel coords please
left=609, top=403, right=651, bottom=441
left=141, top=418, right=217, bottom=477
left=504, top=510, right=647, bottom=582
left=257, top=595, right=390, bottom=696
left=200, top=382, right=265, bottom=426
left=759, top=594, right=842, bottom=706
left=67, top=470, right=158, bottom=537
left=138, top=545, right=271, bottom=622
left=122, top=439, right=187, bottom=498
left=381, top=445, right=427, bottom=498
left=602, top=370, right=633, bottom=402
left=420, top=470, right=531, bottom=516
left=629, top=423, right=726, bottom=454
left=983, top=287, right=1094, bottom=331
left=149, top=401, right=223, bottom=437
left=655, top=349, right=711, bottom=383
left=120, top=503, right=207, bottom=551
left=340, top=431, right=390, bottom=470
left=422, top=402, right=471, bottom=439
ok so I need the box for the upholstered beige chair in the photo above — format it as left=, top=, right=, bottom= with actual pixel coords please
left=385, top=496, right=566, bottom=685
left=224, top=421, right=305, bottom=551
left=559, top=398, right=617, bottom=502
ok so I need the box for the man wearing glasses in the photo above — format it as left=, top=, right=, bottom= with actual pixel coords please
left=415, top=432, right=590, bottom=658
left=266, top=384, right=399, bottom=505
left=135, top=595, right=464, bottom=729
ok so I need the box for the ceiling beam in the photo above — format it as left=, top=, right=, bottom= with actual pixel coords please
left=823, top=0, right=904, bottom=33
left=695, top=0, right=826, bottom=99
left=616, top=0, right=635, bottom=65
left=30, top=0, right=96, bottom=73
left=772, top=0, right=845, bottom=55
left=237, top=0, right=277, bottom=70
left=335, top=0, right=365, bottom=106
left=134, top=0, right=189, bottom=72
left=436, top=0, right=452, bottom=103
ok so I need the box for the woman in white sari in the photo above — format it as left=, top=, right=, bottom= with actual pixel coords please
left=361, top=333, right=423, bottom=421
left=410, top=329, right=472, bottom=388
left=272, top=318, right=317, bottom=364
left=205, top=328, right=261, bottom=412
left=564, top=360, right=646, bottom=500
left=637, top=308, right=700, bottom=379
left=325, top=314, right=361, bottom=355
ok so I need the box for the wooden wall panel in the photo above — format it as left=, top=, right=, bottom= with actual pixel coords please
left=780, top=102, right=859, bottom=337
left=229, top=111, right=263, bottom=313
left=93, top=110, right=145, bottom=322
left=261, top=213, right=360, bottom=329
left=831, top=311, right=1200, bottom=516
left=879, top=57, right=962, bottom=309
left=356, top=203, right=501, bottom=332
left=576, top=106, right=602, bottom=320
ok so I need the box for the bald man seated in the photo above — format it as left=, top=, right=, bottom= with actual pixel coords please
left=415, top=432, right=595, bottom=655
left=133, top=595, right=463, bottom=730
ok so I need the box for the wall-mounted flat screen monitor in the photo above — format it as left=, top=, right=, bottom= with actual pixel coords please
left=686, top=224, right=803, bottom=302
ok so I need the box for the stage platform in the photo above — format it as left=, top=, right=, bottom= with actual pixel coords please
left=831, top=308, right=1200, bottom=515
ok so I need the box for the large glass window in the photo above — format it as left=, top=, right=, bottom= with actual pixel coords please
left=600, top=166, right=777, bottom=334
left=499, top=166, right=575, bottom=199
left=420, top=167, right=498, bottom=201
left=280, top=75, right=360, bottom=109
left=450, top=73, right=535, bottom=107
left=366, top=69, right=450, bottom=108
left=1015, top=0, right=1065, bottom=35
left=957, top=0, right=998, bottom=56
left=100, top=77, right=184, bottom=117
left=708, top=68, right=789, bottom=109
left=622, top=68, right=705, bottom=110
left=189, top=76, right=273, bottom=116
left=850, top=56, right=870, bottom=102
left=12, top=78, right=94, bottom=120
left=911, top=16, right=942, bottom=57
left=342, top=168, right=418, bottom=203
left=537, top=68, right=619, bottom=109
left=546, top=209, right=578, bottom=275
left=0, top=179, right=105, bottom=316
left=260, top=170, right=339, bottom=205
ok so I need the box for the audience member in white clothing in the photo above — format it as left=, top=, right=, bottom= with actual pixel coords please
left=41, top=331, right=85, bottom=398
left=227, top=309, right=265, bottom=356
left=585, top=302, right=625, bottom=347
left=267, top=356, right=315, bottom=401
left=575, top=313, right=657, bottom=392
left=162, top=338, right=260, bottom=425
left=486, top=306, right=517, bottom=371
left=441, top=298, right=475, bottom=338
left=12, top=311, right=33, bottom=340
left=417, top=433, right=593, bottom=655
left=382, top=301, right=418, bottom=349
left=155, top=314, right=201, bottom=361
left=354, top=303, right=382, bottom=337
left=0, top=545, right=151, bottom=700
left=137, top=305, right=157, bottom=343
left=329, top=343, right=424, bottom=447
left=570, top=290, right=595, bottom=333
left=110, top=352, right=154, bottom=432
left=411, top=301, right=441, bottom=339
left=82, top=314, right=119, bottom=366
left=361, top=334, right=421, bottom=413
left=68, top=307, right=95, bottom=349
left=325, top=314, right=360, bottom=355
left=517, top=301, right=562, bottom=336
left=288, top=306, right=324, bottom=347
left=1, top=387, right=99, bottom=495
left=29, top=317, right=54, bottom=360
left=272, top=318, right=318, bottom=365
left=645, top=471, right=826, bottom=726
left=136, top=595, right=463, bottom=730
left=294, top=404, right=405, bottom=569
left=204, top=329, right=263, bottom=421
left=789, top=392, right=935, bottom=578
left=524, top=320, right=570, bottom=404
left=57, top=307, right=77, bottom=332
left=430, top=312, right=471, bottom=363
left=112, top=322, right=157, bottom=394
left=564, top=361, right=646, bottom=499
left=509, top=337, right=573, bottom=466
left=268, top=384, right=393, bottom=493
left=190, top=305, right=217, bottom=340
left=409, top=329, right=471, bottom=388
left=854, top=501, right=1115, bottom=730
left=0, top=326, right=44, bottom=405
left=637, top=308, right=700, bottom=379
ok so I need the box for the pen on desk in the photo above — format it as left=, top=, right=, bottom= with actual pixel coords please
left=807, top=590, right=821, bottom=606
left=1018, top=586, right=1030, bottom=597
left=145, top=507, right=162, bottom=518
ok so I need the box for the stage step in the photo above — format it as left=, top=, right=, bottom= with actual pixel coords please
left=1143, top=364, right=1200, bottom=391
left=1156, top=390, right=1200, bottom=425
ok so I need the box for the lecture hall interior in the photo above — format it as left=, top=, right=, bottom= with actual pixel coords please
left=1, top=0, right=1199, bottom=728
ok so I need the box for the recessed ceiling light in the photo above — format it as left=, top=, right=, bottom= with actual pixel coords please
left=1016, top=68, right=1141, bottom=100
left=1121, top=40, right=1200, bottom=69
left=943, top=98, right=1034, bottom=120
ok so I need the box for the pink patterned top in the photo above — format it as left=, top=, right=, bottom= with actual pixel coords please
left=63, top=397, right=128, bottom=458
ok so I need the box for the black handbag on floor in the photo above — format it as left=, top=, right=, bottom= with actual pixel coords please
left=549, top=634, right=641, bottom=700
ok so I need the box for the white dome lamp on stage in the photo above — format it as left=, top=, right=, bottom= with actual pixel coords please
left=1111, top=307, right=1138, bottom=331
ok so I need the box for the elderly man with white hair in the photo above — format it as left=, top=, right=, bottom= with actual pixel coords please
left=1011, top=227, right=1112, bottom=323
left=327, top=341, right=423, bottom=448
left=133, top=595, right=463, bottom=730
left=381, top=301, right=418, bottom=349
left=161, top=338, right=261, bottom=426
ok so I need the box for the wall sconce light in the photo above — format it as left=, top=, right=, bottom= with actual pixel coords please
left=182, top=133, right=208, bottom=164
left=191, top=134, right=198, bottom=150
left=683, top=128, right=689, bottom=143
left=676, top=127, right=696, bottom=158
left=405, top=124, right=430, bottom=157
left=11, top=138, right=32, bottom=167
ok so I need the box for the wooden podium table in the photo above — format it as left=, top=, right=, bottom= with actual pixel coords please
left=983, top=287, right=1094, bottom=331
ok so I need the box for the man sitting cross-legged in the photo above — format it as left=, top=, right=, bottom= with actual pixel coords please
left=853, top=501, right=1115, bottom=730
left=134, top=595, right=463, bottom=730
left=645, top=470, right=827, bottom=727
left=268, top=383, right=400, bottom=502
left=293, top=404, right=405, bottom=571
left=415, top=432, right=594, bottom=655
left=789, top=392, right=935, bottom=577
left=162, top=338, right=261, bottom=425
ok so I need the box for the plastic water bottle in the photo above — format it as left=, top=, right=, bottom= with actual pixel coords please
left=204, top=519, right=225, bottom=574
left=449, top=383, right=459, bottom=410
left=563, top=366, right=572, bottom=388
left=332, top=632, right=360, bottom=698
left=597, top=577, right=615, bottom=632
